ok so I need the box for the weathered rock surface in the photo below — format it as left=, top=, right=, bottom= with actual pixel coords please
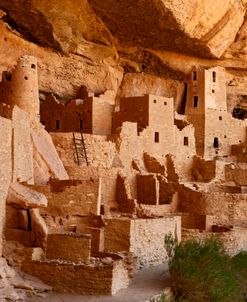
left=7, top=182, right=48, bottom=209
left=0, top=257, right=52, bottom=301
left=1, top=0, right=246, bottom=59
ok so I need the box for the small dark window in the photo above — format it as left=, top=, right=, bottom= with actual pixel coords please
left=154, top=132, right=159, bottom=143
left=213, top=71, right=216, bottom=82
left=24, top=76, right=28, bottom=80
left=213, top=137, right=219, bottom=148
left=184, top=137, right=189, bottom=146
left=31, top=64, right=36, bottom=69
left=212, top=89, right=215, bottom=93
left=80, top=120, right=83, bottom=130
left=56, top=120, right=60, bottom=130
left=164, top=102, right=167, bottom=106
left=4, top=71, right=12, bottom=82
left=153, top=100, right=156, bottom=103
left=193, top=71, right=197, bottom=81
left=224, top=135, right=227, bottom=138
left=100, top=205, right=105, bottom=215
left=193, top=96, right=198, bottom=108
left=27, top=209, right=32, bottom=231
left=219, top=116, right=222, bottom=120
left=239, top=140, right=242, bottom=143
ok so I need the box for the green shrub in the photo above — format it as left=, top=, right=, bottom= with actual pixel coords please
left=168, top=238, right=246, bottom=302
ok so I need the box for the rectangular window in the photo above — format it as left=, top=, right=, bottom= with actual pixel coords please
left=56, top=120, right=60, bottom=130
left=193, top=96, right=198, bottom=108
left=80, top=120, right=83, bottom=130
left=213, top=71, right=216, bottom=82
left=193, top=71, right=197, bottom=81
left=154, top=132, right=159, bottom=143
left=213, top=137, right=219, bottom=148
left=184, top=137, right=189, bottom=146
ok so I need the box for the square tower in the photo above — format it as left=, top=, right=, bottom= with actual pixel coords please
left=185, top=66, right=227, bottom=157
left=185, top=66, right=226, bottom=116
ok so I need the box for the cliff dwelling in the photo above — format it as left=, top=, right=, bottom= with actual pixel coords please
left=1, top=1, right=247, bottom=301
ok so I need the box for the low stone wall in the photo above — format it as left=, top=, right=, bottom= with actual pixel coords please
left=105, top=217, right=181, bottom=268
left=182, top=227, right=247, bottom=256
left=179, top=185, right=247, bottom=226
left=46, top=232, right=91, bottom=262
left=23, top=258, right=129, bottom=295
left=35, top=179, right=101, bottom=217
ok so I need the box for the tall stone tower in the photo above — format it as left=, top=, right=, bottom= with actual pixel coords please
left=0, top=55, right=40, bottom=117
left=185, top=66, right=227, bottom=157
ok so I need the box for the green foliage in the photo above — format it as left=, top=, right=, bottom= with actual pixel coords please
left=168, top=238, right=246, bottom=302
left=164, top=232, right=178, bottom=261
left=232, top=251, right=247, bottom=278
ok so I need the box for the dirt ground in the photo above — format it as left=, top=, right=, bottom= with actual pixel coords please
left=27, top=264, right=169, bottom=302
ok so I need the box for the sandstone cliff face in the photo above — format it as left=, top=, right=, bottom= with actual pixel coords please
left=89, top=0, right=246, bottom=58
left=0, top=0, right=247, bottom=106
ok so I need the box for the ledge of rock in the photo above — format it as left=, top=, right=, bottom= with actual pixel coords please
left=0, top=0, right=246, bottom=60
left=7, top=182, right=48, bottom=209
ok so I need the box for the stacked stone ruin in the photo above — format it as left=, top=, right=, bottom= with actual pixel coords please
left=1, top=56, right=247, bottom=295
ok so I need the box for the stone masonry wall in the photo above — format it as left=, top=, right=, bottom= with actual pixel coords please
left=182, top=227, right=247, bottom=256
left=104, top=217, right=181, bottom=268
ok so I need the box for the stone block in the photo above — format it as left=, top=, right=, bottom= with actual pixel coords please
left=46, top=232, right=91, bottom=262
left=7, top=182, right=47, bottom=209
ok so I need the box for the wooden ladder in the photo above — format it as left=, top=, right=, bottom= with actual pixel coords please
left=72, top=131, right=90, bottom=166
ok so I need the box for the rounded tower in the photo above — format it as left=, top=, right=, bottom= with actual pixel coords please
left=8, top=55, right=39, bottom=116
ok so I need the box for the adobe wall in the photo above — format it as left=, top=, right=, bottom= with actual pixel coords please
left=40, top=98, right=93, bottom=133
left=92, top=97, right=114, bottom=135
left=182, top=227, right=247, bottom=256
left=41, top=95, right=113, bottom=135
left=204, top=108, right=247, bottom=159
left=46, top=233, right=91, bottom=262
left=115, top=121, right=196, bottom=180
left=114, top=95, right=149, bottom=131
left=104, top=216, right=181, bottom=268
left=130, top=217, right=181, bottom=267
left=37, top=179, right=101, bottom=217
left=51, top=133, right=118, bottom=170
left=204, top=67, right=227, bottom=111
left=185, top=67, right=205, bottom=117
left=23, top=259, right=129, bottom=295
left=186, top=114, right=205, bottom=157
left=0, top=117, right=12, bottom=255
left=179, top=186, right=247, bottom=226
